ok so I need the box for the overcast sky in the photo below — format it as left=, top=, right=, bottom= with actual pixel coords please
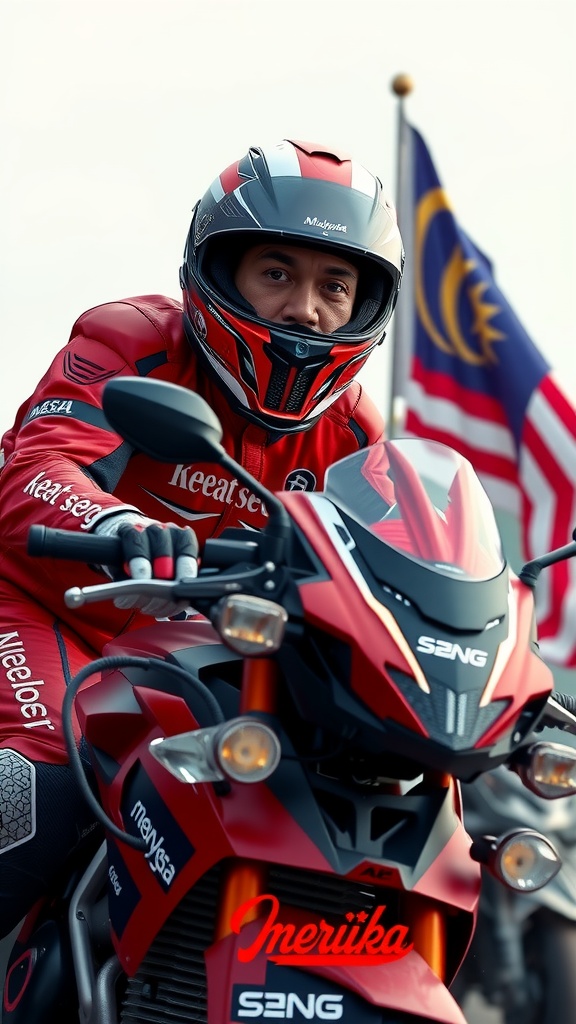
left=1, top=0, right=574, bottom=431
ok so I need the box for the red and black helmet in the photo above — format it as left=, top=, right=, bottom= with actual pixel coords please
left=180, top=139, right=404, bottom=433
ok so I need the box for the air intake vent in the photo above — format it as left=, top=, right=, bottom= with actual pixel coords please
left=120, top=867, right=219, bottom=1023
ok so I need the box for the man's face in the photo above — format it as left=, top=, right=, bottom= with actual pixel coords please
left=234, top=242, right=359, bottom=334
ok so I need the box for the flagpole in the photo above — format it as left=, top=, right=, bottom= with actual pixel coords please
left=387, top=72, right=414, bottom=439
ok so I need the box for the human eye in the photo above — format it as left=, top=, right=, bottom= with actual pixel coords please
left=265, top=267, right=289, bottom=282
left=325, top=279, right=349, bottom=297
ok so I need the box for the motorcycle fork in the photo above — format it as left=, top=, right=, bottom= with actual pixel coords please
left=400, top=772, right=453, bottom=982
left=214, top=657, right=278, bottom=940
left=404, top=895, right=447, bottom=980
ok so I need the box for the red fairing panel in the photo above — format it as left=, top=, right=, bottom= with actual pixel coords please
left=104, top=754, right=336, bottom=971
left=205, top=920, right=468, bottom=1024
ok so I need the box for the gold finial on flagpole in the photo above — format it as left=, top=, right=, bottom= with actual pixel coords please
left=391, top=73, right=414, bottom=97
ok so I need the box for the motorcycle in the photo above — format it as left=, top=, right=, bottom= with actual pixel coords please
left=5, top=374, right=576, bottom=1024
left=454, top=764, right=576, bottom=1024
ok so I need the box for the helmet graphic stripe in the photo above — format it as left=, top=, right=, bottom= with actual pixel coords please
left=235, top=189, right=262, bottom=225
left=351, top=161, right=379, bottom=200
left=210, top=178, right=225, bottom=202
left=292, top=146, right=353, bottom=185
left=262, top=140, right=303, bottom=178
left=219, top=161, right=245, bottom=196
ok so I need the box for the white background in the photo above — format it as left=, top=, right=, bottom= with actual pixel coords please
left=1, top=0, right=574, bottom=431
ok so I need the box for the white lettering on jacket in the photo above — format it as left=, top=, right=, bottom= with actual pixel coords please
left=23, top=471, right=103, bottom=530
left=0, top=631, right=55, bottom=731
left=167, top=465, right=268, bottom=518
left=27, top=400, right=74, bottom=420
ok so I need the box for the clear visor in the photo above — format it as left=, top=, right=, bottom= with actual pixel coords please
left=324, top=438, right=504, bottom=581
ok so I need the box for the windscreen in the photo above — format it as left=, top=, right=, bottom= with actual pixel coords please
left=324, top=438, right=504, bottom=581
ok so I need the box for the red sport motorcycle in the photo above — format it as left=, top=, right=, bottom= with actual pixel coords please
left=5, top=375, right=576, bottom=1024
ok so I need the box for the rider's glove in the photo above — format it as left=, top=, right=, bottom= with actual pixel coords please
left=93, top=512, right=199, bottom=617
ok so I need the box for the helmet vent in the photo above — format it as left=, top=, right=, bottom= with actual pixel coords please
left=285, top=364, right=324, bottom=413
left=264, top=356, right=291, bottom=410
left=264, top=353, right=327, bottom=415
left=236, top=337, right=257, bottom=390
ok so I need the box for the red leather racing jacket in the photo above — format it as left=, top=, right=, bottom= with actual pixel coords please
left=0, top=295, right=385, bottom=652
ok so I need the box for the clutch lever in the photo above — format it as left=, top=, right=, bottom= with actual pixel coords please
left=536, top=692, right=576, bottom=736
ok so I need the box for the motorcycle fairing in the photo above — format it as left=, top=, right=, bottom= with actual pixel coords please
left=104, top=750, right=341, bottom=969
left=267, top=758, right=474, bottom=898
left=105, top=837, right=142, bottom=940
left=78, top=621, right=245, bottom=787
left=277, top=450, right=553, bottom=778
left=100, top=736, right=477, bottom=977
left=204, top=922, right=468, bottom=1024
left=72, top=436, right=513, bottom=1003
left=79, top=651, right=477, bottom=975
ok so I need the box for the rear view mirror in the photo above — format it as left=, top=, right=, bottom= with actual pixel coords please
left=103, top=377, right=225, bottom=464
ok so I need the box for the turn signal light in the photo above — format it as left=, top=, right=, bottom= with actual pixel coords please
left=149, top=717, right=281, bottom=785
left=217, top=720, right=281, bottom=782
left=513, top=742, right=576, bottom=799
left=471, top=828, right=561, bottom=892
left=215, top=594, right=287, bottom=655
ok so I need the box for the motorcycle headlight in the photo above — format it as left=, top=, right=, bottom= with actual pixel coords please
left=471, top=828, right=561, bottom=892
left=514, top=742, right=576, bottom=799
left=215, top=594, right=288, bottom=655
left=149, top=717, right=281, bottom=785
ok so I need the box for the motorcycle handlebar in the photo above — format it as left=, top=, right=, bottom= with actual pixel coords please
left=28, top=524, right=123, bottom=566
left=534, top=690, right=576, bottom=736
left=552, top=690, right=576, bottom=716
left=27, top=524, right=280, bottom=610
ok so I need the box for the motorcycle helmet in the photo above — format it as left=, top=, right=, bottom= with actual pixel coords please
left=180, top=139, right=404, bottom=433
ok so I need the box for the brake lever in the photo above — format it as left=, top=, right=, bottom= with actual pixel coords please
left=64, top=562, right=281, bottom=608
left=536, top=694, right=576, bottom=736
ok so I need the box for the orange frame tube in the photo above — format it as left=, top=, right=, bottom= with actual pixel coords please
left=240, top=656, right=278, bottom=714
left=406, top=898, right=447, bottom=980
left=215, top=658, right=279, bottom=939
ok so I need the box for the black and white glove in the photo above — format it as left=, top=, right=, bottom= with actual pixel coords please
left=94, top=513, right=199, bottom=617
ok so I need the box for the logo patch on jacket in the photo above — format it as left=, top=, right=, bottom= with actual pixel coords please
left=63, top=352, right=121, bottom=385
left=284, top=469, right=316, bottom=491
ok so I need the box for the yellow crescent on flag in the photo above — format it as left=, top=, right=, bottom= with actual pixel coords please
left=415, top=187, right=505, bottom=365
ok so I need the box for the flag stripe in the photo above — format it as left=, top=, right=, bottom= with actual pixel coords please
left=405, top=376, right=516, bottom=462
left=410, top=358, right=509, bottom=426
left=405, top=414, right=518, bottom=482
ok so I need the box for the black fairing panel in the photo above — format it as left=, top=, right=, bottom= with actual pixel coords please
left=342, top=510, right=509, bottom=631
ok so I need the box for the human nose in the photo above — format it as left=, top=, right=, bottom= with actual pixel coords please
left=281, top=283, right=320, bottom=327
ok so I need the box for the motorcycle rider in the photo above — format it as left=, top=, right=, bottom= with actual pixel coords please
left=0, top=138, right=404, bottom=936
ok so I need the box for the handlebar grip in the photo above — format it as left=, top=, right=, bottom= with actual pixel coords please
left=27, top=525, right=123, bottom=566
left=552, top=690, right=576, bottom=716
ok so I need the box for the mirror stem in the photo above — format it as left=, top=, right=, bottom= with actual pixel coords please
left=219, top=453, right=292, bottom=561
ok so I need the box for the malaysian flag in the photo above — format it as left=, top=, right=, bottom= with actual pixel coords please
left=392, top=123, right=576, bottom=667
